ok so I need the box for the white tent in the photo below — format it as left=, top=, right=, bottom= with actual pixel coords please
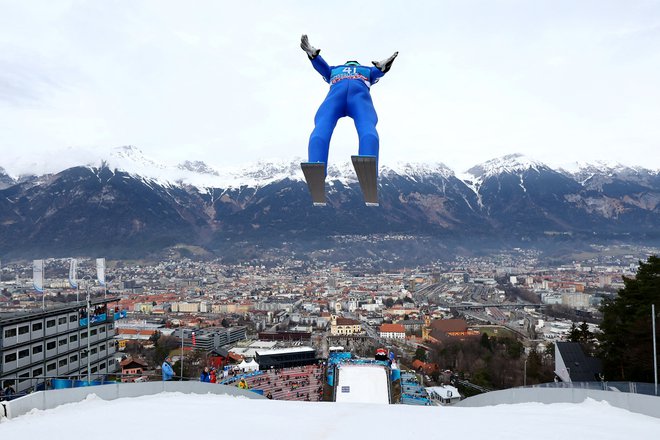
left=245, top=359, right=259, bottom=372
left=237, top=360, right=249, bottom=371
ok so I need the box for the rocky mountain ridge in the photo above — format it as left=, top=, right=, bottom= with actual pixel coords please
left=1, top=149, right=658, bottom=260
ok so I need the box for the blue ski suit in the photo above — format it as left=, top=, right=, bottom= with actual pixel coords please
left=307, top=55, right=386, bottom=166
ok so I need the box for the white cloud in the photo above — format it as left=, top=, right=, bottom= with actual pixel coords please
left=0, top=0, right=659, bottom=174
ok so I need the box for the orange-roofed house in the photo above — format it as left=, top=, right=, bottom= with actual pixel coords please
left=379, top=323, right=406, bottom=340
left=412, top=359, right=439, bottom=375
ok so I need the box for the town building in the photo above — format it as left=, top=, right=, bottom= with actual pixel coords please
left=119, top=357, right=148, bottom=382
left=258, top=331, right=312, bottom=342
left=397, top=319, right=425, bottom=332
left=172, top=326, right=246, bottom=351
left=255, top=346, right=317, bottom=369
left=115, top=319, right=164, bottom=346
left=427, top=385, right=462, bottom=405
left=330, top=316, right=362, bottom=336
left=379, top=323, right=406, bottom=340
left=423, top=318, right=480, bottom=342
left=0, top=298, right=124, bottom=393
left=411, top=359, right=439, bottom=375
left=554, top=341, right=603, bottom=382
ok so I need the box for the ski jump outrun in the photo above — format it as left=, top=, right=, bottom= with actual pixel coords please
left=300, top=35, right=398, bottom=206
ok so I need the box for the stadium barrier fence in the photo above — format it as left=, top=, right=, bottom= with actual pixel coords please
left=456, top=386, right=660, bottom=419
left=0, top=380, right=264, bottom=420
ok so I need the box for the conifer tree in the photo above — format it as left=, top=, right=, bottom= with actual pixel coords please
left=598, top=255, right=660, bottom=381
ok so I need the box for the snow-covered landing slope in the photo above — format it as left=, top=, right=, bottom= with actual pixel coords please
left=1, top=392, right=658, bottom=440
left=335, top=365, right=390, bottom=404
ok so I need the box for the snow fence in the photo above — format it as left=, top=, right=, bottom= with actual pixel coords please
left=0, top=381, right=264, bottom=420
left=456, top=386, right=660, bottom=419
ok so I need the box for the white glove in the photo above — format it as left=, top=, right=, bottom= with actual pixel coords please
left=300, top=34, right=320, bottom=60
left=372, top=51, right=398, bottom=73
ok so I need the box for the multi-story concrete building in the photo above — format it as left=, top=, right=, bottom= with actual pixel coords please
left=211, top=302, right=253, bottom=314
left=173, top=326, right=246, bottom=351
left=0, top=298, right=124, bottom=393
left=171, top=302, right=201, bottom=313
left=561, top=292, right=592, bottom=310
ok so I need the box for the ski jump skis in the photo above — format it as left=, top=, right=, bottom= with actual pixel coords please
left=352, top=155, right=378, bottom=206
left=301, top=156, right=379, bottom=207
left=301, top=162, right=327, bottom=206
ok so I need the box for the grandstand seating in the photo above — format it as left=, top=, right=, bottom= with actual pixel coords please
left=225, top=364, right=324, bottom=402
left=400, top=371, right=431, bottom=406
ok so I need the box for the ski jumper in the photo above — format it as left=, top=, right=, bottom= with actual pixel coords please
left=307, top=55, right=386, bottom=167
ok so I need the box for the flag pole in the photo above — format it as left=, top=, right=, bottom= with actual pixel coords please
left=653, top=304, right=657, bottom=396
left=87, top=280, right=91, bottom=384
left=181, top=322, right=184, bottom=380
left=41, top=265, right=45, bottom=310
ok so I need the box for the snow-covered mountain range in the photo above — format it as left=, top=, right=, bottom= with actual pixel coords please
left=1, top=147, right=658, bottom=260
left=3, top=146, right=655, bottom=191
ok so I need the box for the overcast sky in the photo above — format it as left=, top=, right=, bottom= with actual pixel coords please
left=1, top=0, right=659, bottom=175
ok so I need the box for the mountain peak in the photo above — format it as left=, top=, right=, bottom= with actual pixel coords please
left=109, top=145, right=166, bottom=171
left=381, top=161, right=455, bottom=180
left=559, top=160, right=652, bottom=175
left=558, top=160, right=657, bottom=188
left=465, top=153, right=548, bottom=179
left=0, top=166, right=15, bottom=190
left=177, top=160, right=219, bottom=176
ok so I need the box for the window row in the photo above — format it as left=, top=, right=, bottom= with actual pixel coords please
left=2, top=307, right=122, bottom=339
left=3, top=321, right=112, bottom=343
left=3, top=339, right=112, bottom=364
left=13, top=359, right=112, bottom=384
left=3, top=313, right=81, bottom=339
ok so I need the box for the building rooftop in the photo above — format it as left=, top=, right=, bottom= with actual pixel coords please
left=255, top=346, right=315, bottom=356
left=379, top=323, right=405, bottom=333
left=430, top=318, right=468, bottom=333
left=556, top=341, right=603, bottom=382
left=0, top=297, right=121, bottom=325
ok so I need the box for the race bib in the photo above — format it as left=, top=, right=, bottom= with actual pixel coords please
left=330, top=66, right=371, bottom=87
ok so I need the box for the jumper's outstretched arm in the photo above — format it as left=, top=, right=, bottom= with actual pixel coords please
left=372, top=51, right=399, bottom=73
left=301, top=34, right=330, bottom=82
left=300, top=34, right=320, bottom=60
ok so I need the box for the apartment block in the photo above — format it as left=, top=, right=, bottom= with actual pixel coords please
left=0, top=298, right=124, bottom=393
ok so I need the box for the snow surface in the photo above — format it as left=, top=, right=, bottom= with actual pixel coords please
left=334, top=365, right=390, bottom=404
left=1, top=392, right=658, bottom=440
